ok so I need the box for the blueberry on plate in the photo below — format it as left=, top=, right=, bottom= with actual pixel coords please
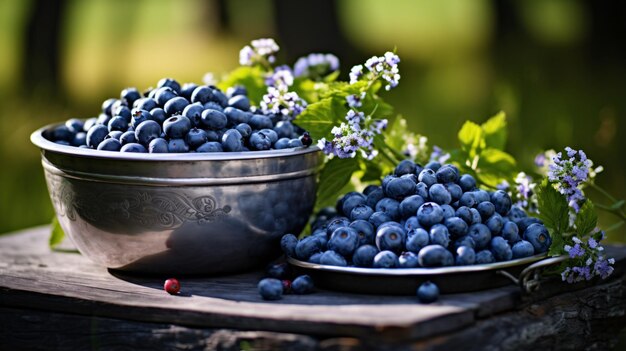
left=523, top=223, right=552, bottom=253
left=445, top=183, right=463, bottom=202
left=385, top=177, right=416, bottom=200
left=375, top=198, right=401, bottom=220
left=375, top=225, right=406, bottom=253
left=249, top=131, right=273, bottom=151
left=512, top=240, right=535, bottom=259
left=280, top=234, right=298, bottom=257
left=455, top=246, right=476, bottom=265
left=97, top=138, right=121, bottom=151
left=164, top=96, right=190, bottom=116
left=341, top=193, right=366, bottom=217
left=191, top=85, right=214, bottom=104
left=398, top=251, right=420, bottom=268
left=417, top=202, right=444, bottom=227
left=394, top=160, right=417, bottom=176
left=157, top=77, right=181, bottom=94
left=167, top=138, right=189, bottom=153
left=468, top=223, right=491, bottom=250
left=424, top=161, right=441, bottom=171
left=418, top=168, right=437, bottom=187
left=295, top=235, right=322, bottom=260
left=235, top=123, right=252, bottom=139
left=155, top=86, right=178, bottom=106
left=485, top=213, right=505, bottom=235
left=406, top=228, right=430, bottom=253
left=227, top=85, right=247, bottom=98
left=320, top=250, right=347, bottom=266
left=185, top=128, right=208, bottom=150
left=328, top=227, right=359, bottom=257
left=180, top=83, right=198, bottom=100
left=291, top=275, right=314, bottom=294
left=515, top=217, right=543, bottom=234
left=326, top=216, right=351, bottom=236
left=368, top=211, right=392, bottom=228
left=365, top=186, right=385, bottom=209
left=459, top=192, right=477, bottom=208
left=373, top=250, right=399, bottom=268
left=65, top=118, right=84, bottom=133
left=429, top=224, right=451, bottom=247
left=119, top=131, right=137, bottom=145
left=71, top=132, right=87, bottom=146
left=131, top=109, right=151, bottom=128
left=287, top=138, right=303, bottom=148
left=135, top=120, right=161, bottom=145
left=352, top=245, right=379, bottom=267
left=417, top=281, right=440, bottom=303
left=249, top=114, right=273, bottom=130
left=120, top=143, right=147, bottom=153
left=86, top=124, right=109, bottom=148
left=490, top=236, right=513, bottom=261
left=182, top=102, right=205, bottom=127
left=259, top=129, right=278, bottom=144
left=274, top=138, right=290, bottom=149
left=458, top=174, right=476, bottom=192
left=258, top=278, right=283, bottom=300
left=507, top=206, right=527, bottom=222
left=196, top=141, right=223, bottom=153
left=308, top=252, right=323, bottom=264
left=444, top=217, right=468, bottom=238
left=491, top=190, right=512, bottom=216
left=435, top=164, right=459, bottom=183
left=221, top=129, right=244, bottom=152
left=121, top=87, right=141, bottom=106
left=134, top=97, right=158, bottom=111
left=501, top=220, right=520, bottom=243
left=418, top=245, right=453, bottom=267
left=477, top=201, right=495, bottom=221
left=454, top=235, right=476, bottom=250
left=228, top=95, right=251, bottom=111
left=148, top=138, right=169, bottom=153
left=350, top=205, right=374, bottom=222
left=475, top=250, right=495, bottom=264
left=274, top=121, right=294, bottom=139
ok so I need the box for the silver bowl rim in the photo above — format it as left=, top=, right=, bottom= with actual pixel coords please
left=31, top=122, right=322, bottom=161
left=287, top=253, right=549, bottom=276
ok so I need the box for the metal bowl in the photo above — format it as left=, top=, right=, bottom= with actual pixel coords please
left=31, top=123, right=323, bottom=275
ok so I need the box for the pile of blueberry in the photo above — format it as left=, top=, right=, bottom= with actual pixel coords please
left=281, top=160, right=552, bottom=269
left=45, top=78, right=311, bottom=153
left=257, top=262, right=314, bottom=300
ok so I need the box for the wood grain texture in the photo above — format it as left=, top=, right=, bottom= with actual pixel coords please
left=1, top=226, right=626, bottom=350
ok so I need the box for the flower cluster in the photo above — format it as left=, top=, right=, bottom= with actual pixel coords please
left=403, top=135, right=429, bottom=163
left=239, top=38, right=280, bottom=67
left=260, top=86, right=307, bottom=121
left=293, top=53, right=339, bottom=80
left=561, top=233, right=615, bottom=283
left=514, top=172, right=537, bottom=211
left=547, top=147, right=601, bottom=212
left=264, top=65, right=294, bottom=89
left=349, top=52, right=401, bottom=91
left=429, top=145, right=450, bottom=164
left=318, top=119, right=383, bottom=160
left=346, top=92, right=366, bottom=108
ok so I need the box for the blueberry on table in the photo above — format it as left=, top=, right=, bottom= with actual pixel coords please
left=280, top=234, right=298, bottom=257
left=86, top=124, right=109, bottom=148
left=491, top=190, right=512, bottom=216
left=457, top=174, right=476, bottom=192
left=266, top=262, right=291, bottom=280
left=258, top=278, right=283, bottom=300
left=523, top=223, right=552, bottom=253
left=406, top=228, right=430, bottom=253
left=398, top=251, right=420, bottom=268
left=512, top=240, right=535, bottom=259
left=418, top=244, right=453, bottom=267
left=475, top=250, right=495, bottom=264
left=417, top=281, right=439, bottom=303
left=135, top=120, right=161, bottom=145
left=320, top=250, right=348, bottom=266
left=120, top=143, right=147, bottom=153
left=375, top=225, right=406, bottom=253
left=468, top=223, right=491, bottom=250
left=490, top=236, right=513, bottom=261
left=221, top=129, right=244, bottom=152
left=373, top=250, right=399, bottom=268
left=97, top=138, right=121, bottom=151
left=148, top=138, right=168, bottom=153
left=167, top=139, right=190, bottom=153
left=417, top=202, right=444, bottom=227
left=352, top=245, right=379, bottom=267
left=394, top=160, right=417, bottom=177
left=291, top=275, right=314, bottom=294
left=328, top=227, right=359, bottom=257
left=455, top=246, right=476, bottom=265
left=163, top=116, right=192, bottom=139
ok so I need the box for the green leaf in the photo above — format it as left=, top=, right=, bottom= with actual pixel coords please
left=575, top=200, right=598, bottom=237
left=536, top=179, right=570, bottom=236
left=457, top=121, right=484, bottom=158
left=548, top=230, right=566, bottom=257
left=49, top=217, right=65, bottom=249
left=295, top=96, right=346, bottom=141
left=610, top=199, right=625, bottom=210
left=360, top=158, right=383, bottom=182
left=323, top=70, right=341, bottom=83
left=315, top=157, right=360, bottom=211
left=481, top=111, right=507, bottom=150
left=218, top=66, right=266, bottom=105
left=475, top=148, right=517, bottom=188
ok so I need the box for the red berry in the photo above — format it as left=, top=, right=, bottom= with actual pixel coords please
left=282, top=279, right=292, bottom=294
left=164, top=278, right=180, bottom=295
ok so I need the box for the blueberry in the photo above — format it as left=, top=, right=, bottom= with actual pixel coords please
left=101, top=98, right=117, bottom=116
left=435, top=164, right=459, bottom=183
left=54, top=140, right=70, bottom=146
left=131, top=109, right=151, bottom=128
left=134, top=97, right=158, bottom=112
left=385, top=177, right=416, bottom=200
left=417, top=202, right=444, bottom=227
left=455, top=206, right=473, bottom=225
left=228, top=95, right=251, bottom=110
left=199, top=109, right=227, bottom=130
left=368, top=211, right=393, bottom=228
left=65, top=118, right=84, bottom=133
left=401, top=173, right=418, bottom=183
left=320, top=250, right=347, bottom=266
left=468, top=223, right=491, bottom=250
left=186, top=128, right=208, bottom=150
left=163, top=116, right=191, bottom=139
left=377, top=221, right=404, bottom=231
left=259, top=129, right=278, bottom=144
left=83, top=117, right=98, bottom=132
left=182, top=102, right=204, bottom=127
left=474, top=190, right=491, bottom=203
left=120, top=131, right=137, bottom=145
left=469, top=208, right=482, bottom=224
left=515, top=217, right=544, bottom=234
left=295, top=236, right=322, bottom=260
left=415, top=182, right=429, bottom=199
left=417, top=281, right=439, bottom=303
left=121, top=87, right=141, bottom=106
left=445, top=183, right=463, bottom=202
left=459, top=192, right=477, bottom=208
left=512, top=240, right=535, bottom=259
left=134, top=120, right=161, bottom=145
left=477, top=201, right=495, bottom=221
left=120, top=143, right=147, bottom=153
left=440, top=204, right=455, bottom=219
left=164, top=96, right=190, bottom=116
left=458, top=174, right=476, bottom=191
left=501, top=220, right=520, bottom=243
left=485, top=213, right=505, bottom=235
left=249, top=131, right=273, bottom=150
left=341, top=193, right=366, bottom=217
left=365, top=186, right=385, bottom=208
left=113, top=105, right=132, bottom=121
left=399, top=195, right=425, bottom=219
left=291, top=275, right=314, bottom=294
left=148, top=138, right=168, bottom=153
left=211, top=89, right=229, bottom=107
left=406, top=228, right=430, bottom=253
left=97, top=138, right=121, bottom=151
left=258, top=278, right=283, bottom=300
left=191, top=85, right=214, bottom=104
left=425, top=161, right=441, bottom=171
left=106, top=131, right=123, bottom=140
left=287, top=138, right=303, bottom=148
left=418, top=169, right=437, bottom=187
left=155, top=87, right=178, bottom=106
left=475, top=250, right=495, bottom=264
left=350, top=205, right=374, bottom=221
left=157, top=77, right=181, bottom=94
left=52, top=125, right=75, bottom=142
left=507, top=206, right=527, bottom=221
left=428, top=184, right=451, bottom=205
left=328, top=227, right=359, bottom=256
left=249, top=114, right=273, bottom=130
left=223, top=107, right=250, bottom=125
left=274, top=138, right=290, bottom=149
left=454, top=236, right=476, bottom=250
left=308, top=252, right=323, bottom=264
left=221, top=129, right=244, bottom=152
left=523, top=223, right=551, bottom=253
left=353, top=245, right=379, bottom=267
left=375, top=198, right=401, bottom=220
left=326, top=216, right=350, bottom=236
left=375, top=225, right=406, bottom=253
left=444, top=217, right=468, bottom=238
left=491, top=190, right=512, bottom=215
left=227, top=85, right=247, bottom=97
left=180, top=83, right=198, bottom=100
left=349, top=219, right=375, bottom=246
left=373, top=250, right=399, bottom=268
left=71, top=132, right=87, bottom=146
left=273, top=121, right=294, bottom=139
left=404, top=216, right=421, bottom=231
left=455, top=246, right=476, bottom=265
left=166, top=139, right=188, bottom=153
left=381, top=175, right=396, bottom=190
left=86, top=124, right=109, bottom=148
left=399, top=251, right=420, bottom=268
left=235, top=123, right=252, bottom=139
left=266, top=262, right=291, bottom=279
left=418, top=245, right=453, bottom=267
left=429, top=224, right=451, bottom=247
left=490, top=236, right=513, bottom=261
left=395, top=160, right=417, bottom=176
left=96, top=113, right=111, bottom=126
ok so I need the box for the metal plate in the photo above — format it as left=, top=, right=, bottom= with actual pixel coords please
left=288, top=254, right=549, bottom=295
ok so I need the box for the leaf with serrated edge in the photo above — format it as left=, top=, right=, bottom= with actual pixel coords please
left=458, top=121, right=484, bottom=158
left=481, top=111, right=507, bottom=150
left=575, top=200, right=598, bottom=237
left=315, top=157, right=360, bottom=211
left=536, top=179, right=570, bottom=236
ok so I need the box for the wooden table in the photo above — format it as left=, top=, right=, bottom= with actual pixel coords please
left=1, top=226, right=625, bottom=350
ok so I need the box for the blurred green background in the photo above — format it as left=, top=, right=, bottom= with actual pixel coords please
left=0, top=0, right=624, bottom=241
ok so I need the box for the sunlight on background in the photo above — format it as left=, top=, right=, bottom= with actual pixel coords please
left=0, top=0, right=623, bottom=242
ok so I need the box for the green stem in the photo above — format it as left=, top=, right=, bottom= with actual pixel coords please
left=595, top=202, right=626, bottom=222
left=606, top=221, right=624, bottom=233
left=590, top=183, right=618, bottom=203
